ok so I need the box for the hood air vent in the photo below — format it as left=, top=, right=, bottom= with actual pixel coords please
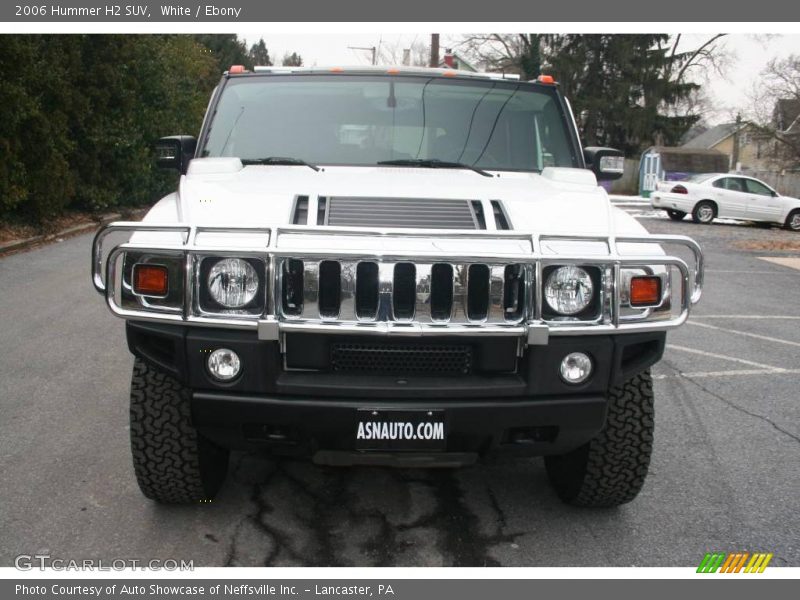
left=491, top=200, right=511, bottom=230
left=325, top=197, right=483, bottom=230
left=291, top=196, right=309, bottom=224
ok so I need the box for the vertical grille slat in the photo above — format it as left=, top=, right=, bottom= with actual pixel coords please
left=300, top=261, right=320, bottom=319
left=451, top=264, right=469, bottom=322
left=376, top=262, right=395, bottom=321
left=488, top=265, right=507, bottom=322
left=414, top=264, right=433, bottom=323
left=339, top=261, right=357, bottom=321
left=392, top=263, right=416, bottom=320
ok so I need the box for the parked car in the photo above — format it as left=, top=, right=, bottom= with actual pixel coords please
left=92, top=66, right=704, bottom=508
left=650, top=173, right=800, bottom=231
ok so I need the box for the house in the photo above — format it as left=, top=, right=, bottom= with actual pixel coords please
left=681, top=121, right=775, bottom=172
left=439, top=49, right=479, bottom=72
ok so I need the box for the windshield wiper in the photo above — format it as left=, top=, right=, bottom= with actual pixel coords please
left=377, top=159, right=493, bottom=178
left=241, top=157, right=320, bottom=172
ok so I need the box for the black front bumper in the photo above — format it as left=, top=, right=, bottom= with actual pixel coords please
left=192, top=391, right=608, bottom=460
left=126, top=321, right=665, bottom=459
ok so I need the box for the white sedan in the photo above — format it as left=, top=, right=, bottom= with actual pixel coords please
left=650, top=173, right=800, bottom=231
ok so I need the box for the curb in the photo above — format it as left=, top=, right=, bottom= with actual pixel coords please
left=0, top=208, right=149, bottom=257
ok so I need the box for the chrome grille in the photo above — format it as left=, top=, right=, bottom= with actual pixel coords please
left=278, top=258, right=527, bottom=325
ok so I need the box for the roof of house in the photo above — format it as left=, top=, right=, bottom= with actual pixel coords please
left=682, top=122, right=744, bottom=149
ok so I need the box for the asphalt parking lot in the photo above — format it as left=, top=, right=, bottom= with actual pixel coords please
left=1, top=203, right=798, bottom=568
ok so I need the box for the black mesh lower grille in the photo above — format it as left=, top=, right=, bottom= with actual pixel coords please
left=330, top=343, right=472, bottom=375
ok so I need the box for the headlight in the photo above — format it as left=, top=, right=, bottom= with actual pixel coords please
left=207, top=258, right=259, bottom=308
left=544, top=266, right=594, bottom=315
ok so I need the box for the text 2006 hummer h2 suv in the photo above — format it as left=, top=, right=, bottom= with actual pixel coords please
left=92, top=66, right=704, bottom=507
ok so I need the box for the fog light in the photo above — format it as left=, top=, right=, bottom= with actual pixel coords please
left=560, top=352, right=592, bottom=384
left=207, top=348, right=241, bottom=381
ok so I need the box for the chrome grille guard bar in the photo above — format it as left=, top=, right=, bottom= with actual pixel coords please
left=92, top=222, right=704, bottom=343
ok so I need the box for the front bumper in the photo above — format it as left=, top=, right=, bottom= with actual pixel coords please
left=192, top=391, right=608, bottom=459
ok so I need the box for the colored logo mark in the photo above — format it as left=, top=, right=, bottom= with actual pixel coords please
left=697, top=552, right=773, bottom=573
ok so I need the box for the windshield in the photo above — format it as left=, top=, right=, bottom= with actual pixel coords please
left=200, top=75, right=580, bottom=172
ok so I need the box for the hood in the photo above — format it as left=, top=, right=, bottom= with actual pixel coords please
left=148, top=158, right=639, bottom=237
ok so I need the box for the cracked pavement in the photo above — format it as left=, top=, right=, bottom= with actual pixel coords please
left=0, top=212, right=798, bottom=567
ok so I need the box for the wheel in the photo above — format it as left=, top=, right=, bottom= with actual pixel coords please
left=692, top=201, right=716, bottom=224
left=785, top=209, right=800, bottom=232
left=129, top=358, right=229, bottom=503
left=545, top=371, right=654, bottom=507
left=666, top=209, right=686, bottom=221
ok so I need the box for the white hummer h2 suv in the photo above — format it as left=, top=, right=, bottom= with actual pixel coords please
left=92, top=66, right=704, bottom=507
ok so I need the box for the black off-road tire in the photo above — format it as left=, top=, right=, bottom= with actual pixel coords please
left=544, top=371, right=654, bottom=508
left=785, top=209, right=800, bottom=232
left=666, top=209, right=686, bottom=221
left=130, top=358, right=229, bottom=503
left=691, top=201, right=716, bottom=224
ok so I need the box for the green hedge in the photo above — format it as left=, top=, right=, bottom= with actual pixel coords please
left=0, top=35, right=221, bottom=225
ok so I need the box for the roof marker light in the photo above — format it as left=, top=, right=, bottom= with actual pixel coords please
left=537, top=75, right=555, bottom=84
left=229, top=65, right=246, bottom=74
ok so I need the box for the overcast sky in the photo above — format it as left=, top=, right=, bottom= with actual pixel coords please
left=239, top=33, right=799, bottom=125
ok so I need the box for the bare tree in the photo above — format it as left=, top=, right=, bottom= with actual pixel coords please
left=748, top=55, right=800, bottom=169
left=376, top=38, right=429, bottom=67
left=454, top=34, right=540, bottom=76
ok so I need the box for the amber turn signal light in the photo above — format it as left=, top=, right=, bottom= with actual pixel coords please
left=133, top=264, right=169, bottom=297
left=629, top=276, right=661, bottom=307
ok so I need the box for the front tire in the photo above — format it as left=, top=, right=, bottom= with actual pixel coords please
left=545, top=371, right=654, bottom=507
left=129, top=358, right=229, bottom=503
left=785, top=209, right=800, bottom=232
left=667, top=209, right=686, bottom=221
left=692, top=201, right=716, bottom=224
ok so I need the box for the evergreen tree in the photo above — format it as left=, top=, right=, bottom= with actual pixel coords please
left=542, top=34, right=700, bottom=154
left=248, top=38, right=272, bottom=67
left=282, top=52, right=303, bottom=67
left=193, top=34, right=251, bottom=71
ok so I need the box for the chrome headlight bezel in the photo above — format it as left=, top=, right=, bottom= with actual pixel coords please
left=542, top=265, right=600, bottom=319
left=198, top=256, right=267, bottom=316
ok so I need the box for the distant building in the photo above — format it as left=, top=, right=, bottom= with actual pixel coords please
left=438, top=49, right=479, bottom=72
left=682, top=107, right=800, bottom=173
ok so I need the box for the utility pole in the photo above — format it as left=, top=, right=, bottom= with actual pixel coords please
left=348, top=46, right=377, bottom=65
left=430, top=34, right=440, bottom=68
left=732, top=113, right=742, bottom=172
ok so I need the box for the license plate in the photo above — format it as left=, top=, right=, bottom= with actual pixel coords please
left=355, top=409, right=446, bottom=451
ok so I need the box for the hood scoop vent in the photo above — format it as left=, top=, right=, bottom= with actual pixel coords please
left=323, top=196, right=486, bottom=230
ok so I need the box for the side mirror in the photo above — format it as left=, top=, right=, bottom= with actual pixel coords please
left=584, top=146, right=624, bottom=181
left=155, top=135, right=197, bottom=174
